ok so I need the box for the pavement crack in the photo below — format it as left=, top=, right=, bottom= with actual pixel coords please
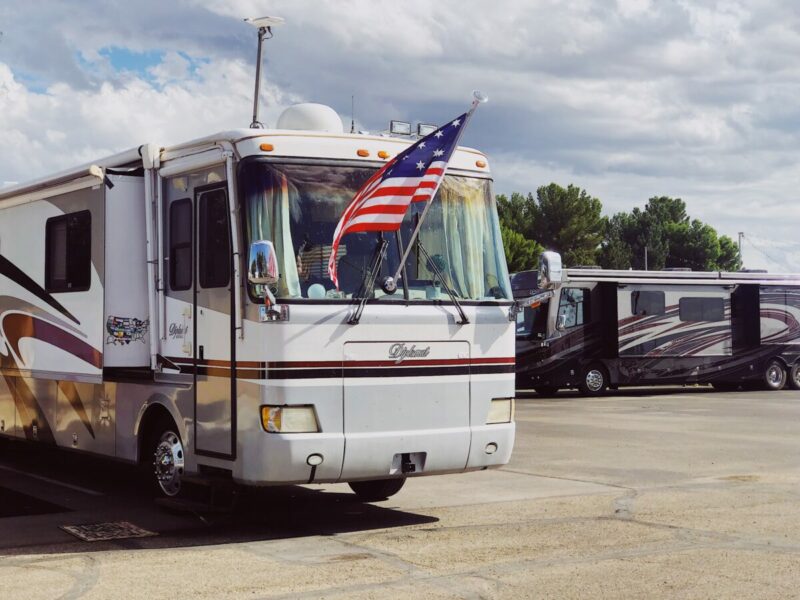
left=612, top=488, right=639, bottom=520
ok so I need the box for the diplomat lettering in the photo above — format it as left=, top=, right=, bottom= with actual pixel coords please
left=169, top=323, right=187, bottom=339
left=388, top=343, right=431, bottom=364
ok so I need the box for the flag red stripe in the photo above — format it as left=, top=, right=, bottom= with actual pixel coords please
left=351, top=204, right=410, bottom=216
left=343, top=221, right=403, bottom=234
left=367, top=186, right=419, bottom=198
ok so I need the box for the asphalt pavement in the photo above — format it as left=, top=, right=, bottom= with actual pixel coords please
left=0, top=386, right=798, bottom=599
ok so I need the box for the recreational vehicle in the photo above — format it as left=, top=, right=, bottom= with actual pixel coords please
left=0, top=103, right=516, bottom=499
left=514, top=252, right=800, bottom=395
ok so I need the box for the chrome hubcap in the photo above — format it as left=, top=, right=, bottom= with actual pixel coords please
left=586, top=370, right=604, bottom=392
left=154, top=430, right=184, bottom=497
left=793, top=368, right=800, bottom=388
left=767, top=365, right=784, bottom=387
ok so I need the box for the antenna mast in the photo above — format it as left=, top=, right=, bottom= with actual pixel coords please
left=245, top=16, right=285, bottom=129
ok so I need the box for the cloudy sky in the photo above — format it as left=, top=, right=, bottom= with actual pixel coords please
left=2, top=0, right=799, bottom=270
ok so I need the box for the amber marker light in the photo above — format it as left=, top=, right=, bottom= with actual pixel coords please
left=476, top=160, right=487, bottom=168
left=378, top=150, right=390, bottom=159
left=260, top=143, right=274, bottom=152
left=357, top=149, right=370, bottom=157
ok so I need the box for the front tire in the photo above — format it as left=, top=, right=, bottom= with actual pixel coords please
left=348, top=478, right=406, bottom=502
left=764, top=360, right=787, bottom=391
left=147, top=421, right=185, bottom=498
left=788, top=363, right=800, bottom=391
left=579, top=364, right=608, bottom=396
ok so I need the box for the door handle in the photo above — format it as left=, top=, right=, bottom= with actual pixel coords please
left=199, top=345, right=204, bottom=360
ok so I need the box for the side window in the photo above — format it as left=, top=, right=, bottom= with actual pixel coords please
left=679, top=297, right=725, bottom=322
left=198, top=188, right=231, bottom=289
left=631, top=290, right=665, bottom=316
left=45, top=210, right=91, bottom=293
left=558, top=288, right=590, bottom=328
left=169, top=199, right=192, bottom=291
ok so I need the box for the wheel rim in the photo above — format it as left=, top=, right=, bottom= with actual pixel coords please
left=793, top=367, right=800, bottom=388
left=766, top=364, right=784, bottom=388
left=586, top=369, right=604, bottom=392
left=154, top=430, right=184, bottom=497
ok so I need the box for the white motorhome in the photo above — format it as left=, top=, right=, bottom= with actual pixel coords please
left=0, top=103, right=516, bottom=499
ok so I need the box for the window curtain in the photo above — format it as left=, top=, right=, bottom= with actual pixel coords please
left=245, top=167, right=301, bottom=298
left=427, top=177, right=493, bottom=299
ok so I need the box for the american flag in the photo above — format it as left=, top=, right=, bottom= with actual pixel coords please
left=328, top=111, right=472, bottom=289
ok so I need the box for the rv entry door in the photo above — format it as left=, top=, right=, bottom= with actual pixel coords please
left=193, top=183, right=235, bottom=459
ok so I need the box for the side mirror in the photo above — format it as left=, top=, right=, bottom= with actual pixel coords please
left=538, top=251, right=563, bottom=289
left=556, top=314, right=567, bottom=331
left=248, top=240, right=280, bottom=287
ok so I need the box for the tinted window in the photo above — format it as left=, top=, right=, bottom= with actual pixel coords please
left=679, top=297, right=724, bottom=322
left=198, top=188, right=231, bottom=289
left=517, top=300, right=549, bottom=339
left=45, top=211, right=91, bottom=292
left=631, top=290, right=665, bottom=316
left=170, top=199, right=192, bottom=291
left=558, top=288, right=589, bottom=328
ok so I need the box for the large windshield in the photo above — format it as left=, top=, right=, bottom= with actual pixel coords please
left=240, top=160, right=511, bottom=302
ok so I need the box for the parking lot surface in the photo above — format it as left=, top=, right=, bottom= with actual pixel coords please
left=1, top=387, right=799, bottom=599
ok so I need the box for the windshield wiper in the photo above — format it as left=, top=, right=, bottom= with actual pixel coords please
left=416, top=241, right=469, bottom=325
left=348, top=237, right=389, bottom=325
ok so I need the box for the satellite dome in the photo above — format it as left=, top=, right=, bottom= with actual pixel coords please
left=276, top=103, right=344, bottom=133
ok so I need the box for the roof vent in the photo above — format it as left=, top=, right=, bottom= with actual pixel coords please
left=276, top=103, right=344, bottom=133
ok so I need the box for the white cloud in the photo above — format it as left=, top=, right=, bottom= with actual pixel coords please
left=1, top=0, right=799, bottom=270
left=0, top=59, right=298, bottom=178
left=148, top=52, right=192, bottom=85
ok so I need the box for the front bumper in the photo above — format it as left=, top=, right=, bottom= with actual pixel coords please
left=234, top=422, right=515, bottom=486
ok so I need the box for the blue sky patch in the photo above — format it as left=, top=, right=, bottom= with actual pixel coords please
left=99, top=47, right=164, bottom=77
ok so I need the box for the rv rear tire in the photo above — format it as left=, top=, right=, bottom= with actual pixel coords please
left=348, top=478, right=406, bottom=501
left=763, top=360, right=787, bottom=391
left=579, top=364, right=608, bottom=396
left=789, top=363, right=800, bottom=390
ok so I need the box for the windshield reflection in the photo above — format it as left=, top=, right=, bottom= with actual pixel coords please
left=240, top=160, right=511, bottom=302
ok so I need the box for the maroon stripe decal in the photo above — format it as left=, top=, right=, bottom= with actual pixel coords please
left=2, top=314, right=102, bottom=369
left=164, top=356, right=515, bottom=370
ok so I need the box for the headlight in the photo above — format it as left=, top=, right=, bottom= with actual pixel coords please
left=261, top=405, right=320, bottom=433
left=486, top=398, right=514, bottom=424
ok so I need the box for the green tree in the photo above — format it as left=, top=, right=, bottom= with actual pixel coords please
left=716, top=235, right=742, bottom=271
left=496, top=192, right=535, bottom=237
left=528, top=183, right=604, bottom=266
left=500, top=224, right=543, bottom=273
left=665, top=219, right=721, bottom=271
left=598, top=196, right=742, bottom=272
left=598, top=213, right=634, bottom=269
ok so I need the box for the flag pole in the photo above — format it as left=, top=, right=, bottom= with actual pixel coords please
left=387, top=91, right=488, bottom=287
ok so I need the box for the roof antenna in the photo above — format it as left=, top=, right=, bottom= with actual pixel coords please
left=350, top=95, right=356, bottom=134
left=244, top=16, right=285, bottom=129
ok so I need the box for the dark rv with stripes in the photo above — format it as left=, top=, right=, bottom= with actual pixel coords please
left=513, top=254, right=800, bottom=394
